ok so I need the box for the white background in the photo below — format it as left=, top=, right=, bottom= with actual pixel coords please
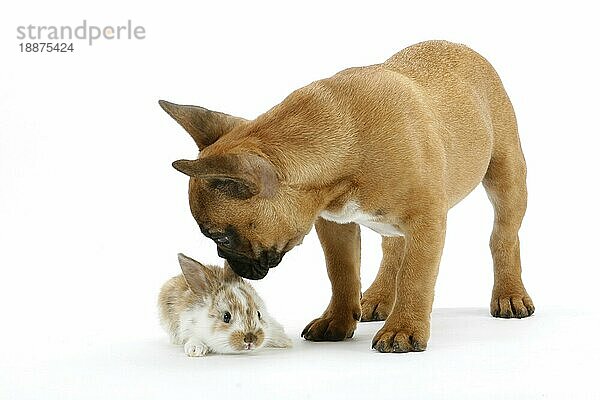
left=1, top=1, right=599, bottom=399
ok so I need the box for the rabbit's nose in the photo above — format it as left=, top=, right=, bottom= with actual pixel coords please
left=244, top=332, right=257, bottom=344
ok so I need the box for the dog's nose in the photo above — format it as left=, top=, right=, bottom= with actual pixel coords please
left=259, top=249, right=284, bottom=269
left=244, top=332, right=257, bottom=344
left=218, top=247, right=285, bottom=280
left=222, top=254, right=269, bottom=280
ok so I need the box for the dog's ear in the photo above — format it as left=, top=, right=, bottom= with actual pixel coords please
left=172, top=153, right=278, bottom=199
left=177, top=253, right=220, bottom=297
left=158, top=100, right=246, bottom=149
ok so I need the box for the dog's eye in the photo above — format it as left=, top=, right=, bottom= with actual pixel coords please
left=215, top=236, right=231, bottom=247
left=223, top=311, right=231, bottom=323
left=257, top=311, right=261, bottom=320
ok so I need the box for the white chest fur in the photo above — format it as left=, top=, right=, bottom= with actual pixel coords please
left=320, top=201, right=403, bottom=237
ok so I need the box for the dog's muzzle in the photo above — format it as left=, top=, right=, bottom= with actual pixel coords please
left=217, top=247, right=284, bottom=280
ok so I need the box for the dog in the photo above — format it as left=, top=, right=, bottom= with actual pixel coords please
left=160, top=40, right=534, bottom=353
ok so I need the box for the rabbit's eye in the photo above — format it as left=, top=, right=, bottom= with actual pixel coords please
left=223, top=311, right=231, bottom=323
left=257, top=311, right=261, bottom=320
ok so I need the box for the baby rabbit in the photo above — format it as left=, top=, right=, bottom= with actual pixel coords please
left=158, top=253, right=292, bottom=356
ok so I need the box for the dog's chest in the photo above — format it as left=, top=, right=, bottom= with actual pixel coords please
left=320, top=201, right=403, bottom=237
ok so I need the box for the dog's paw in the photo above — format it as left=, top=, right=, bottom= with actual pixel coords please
left=360, top=290, right=394, bottom=322
left=184, top=340, right=209, bottom=357
left=371, top=319, right=429, bottom=353
left=491, top=293, right=535, bottom=319
left=301, top=314, right=358, bottom=342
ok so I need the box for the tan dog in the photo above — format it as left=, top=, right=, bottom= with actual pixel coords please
left=160, top=40, right=534, bottom=353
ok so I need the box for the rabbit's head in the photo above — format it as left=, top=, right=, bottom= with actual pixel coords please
left=178, top=253, right=267, bottom=353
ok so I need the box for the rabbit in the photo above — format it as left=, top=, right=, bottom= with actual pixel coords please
left=158, top=253, right=293, bottom=356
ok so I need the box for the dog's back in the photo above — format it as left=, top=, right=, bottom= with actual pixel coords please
left=384, top=40, right=520, bottom=159
left=311, top=41, right=519, bottom=206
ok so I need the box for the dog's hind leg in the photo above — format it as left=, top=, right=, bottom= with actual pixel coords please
left=302, top=218, right=362, bottom=341
left=360, top=236, right=405, bottom=321
left=483, top=138, right=535, bottom=318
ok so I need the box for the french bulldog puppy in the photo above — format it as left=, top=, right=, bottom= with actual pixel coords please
left=160, top=40, right=534, bottom=353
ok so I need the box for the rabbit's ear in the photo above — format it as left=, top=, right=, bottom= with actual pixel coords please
left=177, top=253, right=219, bottom=296
left=222, top=261, right=242, bottom=284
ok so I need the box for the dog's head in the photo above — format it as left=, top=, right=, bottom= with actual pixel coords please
left=160, top=100, right=317, bottom=280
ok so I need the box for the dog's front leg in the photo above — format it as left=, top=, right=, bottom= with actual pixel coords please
left=372, top=214, right=447, bottom=353
left=361, top=236, right=406, bottom=321
left=302, top=218, right=361, bottom=341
